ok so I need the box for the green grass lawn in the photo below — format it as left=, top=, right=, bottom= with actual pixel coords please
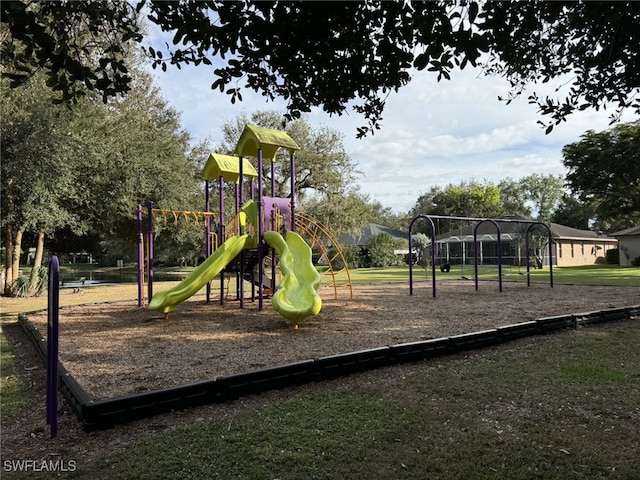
left=327, top=263, right=640, bottom=287
left=0, top=326, right=32, bottom=422
left=10, top=321, right=638, bottom=480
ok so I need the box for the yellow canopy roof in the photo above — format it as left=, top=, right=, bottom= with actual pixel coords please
left=202, top=153, right=258, bottom=183
left=235, top=124, right=300, bottom=161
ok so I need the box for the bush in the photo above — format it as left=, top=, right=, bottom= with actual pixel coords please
left=366, top=233, right=396, bottom=268
left=11, top=266, right=48, bottom=297
left=328, top=245, right=364, bottom=270
left=632, top=256, right=640, bottom=267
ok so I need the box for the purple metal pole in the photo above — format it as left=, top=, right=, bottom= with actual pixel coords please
left=525, top=231, right=532, bottom=287
left=147, top=201, right=154, bottom=302
left=290, top=153, right=296, bottom=231
left=219, top=176, right=225, bottom=305
left=239, top=157, right=245, bottom=308
left=205, top=180, right=211, bottom=303
left=46, top=256, right=60, bottom=438
left=270, top=159, right=277, bottom=292
left=548, top=228, right=554, bottom=288
left=257, top=149, right=264, bottom=310
left=235, top=183, right=239, bottom=214
left=137, top=205, right=143, bottom=307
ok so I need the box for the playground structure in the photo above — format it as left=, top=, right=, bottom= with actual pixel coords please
left=409, top=214, right=554, bottom=297
left=138, top=124, right=352, bottom=326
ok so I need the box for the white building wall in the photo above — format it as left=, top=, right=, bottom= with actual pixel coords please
left=618, top=236, right=640, bottom=266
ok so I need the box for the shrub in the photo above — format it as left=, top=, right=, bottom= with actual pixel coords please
left=329, top=245, right=364, bottom=270
left=632, top=256, right=640, bottom=267
left=11, top=266, right=48, bottom=297
left=366, top=233, right=396, bottom=268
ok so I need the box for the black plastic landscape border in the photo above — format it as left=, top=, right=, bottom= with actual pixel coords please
left=18, top=304, right=640, bottom=432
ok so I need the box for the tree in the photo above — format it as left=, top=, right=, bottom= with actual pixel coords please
left=519, top=174, right=564, bottom=221
left=366, top=233, right=396, bottom=268
left=302, top=189, right=380, bottom=237
left=216, top=110, right=359, bottom=201
left=551, top=194, right=596, bottom=231
left=410, top=180, right=506, bottom=231
left=1, top=75, right=79, bottom=294
left=1, top=65, right=204, bottom=295
left=562, top=122, right=640, bottom=232
left=411, top=233, right=431, bottom=267
left=497, top=178, right=531, bottom=217
left=3, top=2, right=639, bottom=137
left=1, top=0, right=142, bottom=103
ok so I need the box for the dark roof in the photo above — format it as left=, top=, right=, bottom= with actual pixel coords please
left=610, top=225, right=640, bottom=236
left=338, top=223, right=409, bottom=246
left=548, top=222, right=608, bottom=240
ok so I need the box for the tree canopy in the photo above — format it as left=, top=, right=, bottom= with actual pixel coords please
left=216, top=110, right=358, bottom=201
left=562, top=122, right=640, bottom=232
left=409, top=175, right=565, bottom=232
left=1, top=63, right=205, bottom=294
left=2, top=1, right=639, bottom=137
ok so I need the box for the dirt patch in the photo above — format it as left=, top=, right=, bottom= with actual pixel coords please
left=2, top=280, right=638, bottom=465
left=21, top=281, right=640, bottom=400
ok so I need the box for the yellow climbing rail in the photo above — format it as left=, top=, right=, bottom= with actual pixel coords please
left=294, top=212, right=353, bottom=301
left=151, top=208, right=218, bottom=227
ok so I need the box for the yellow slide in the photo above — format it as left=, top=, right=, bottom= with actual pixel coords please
left=148, top=234, right=257, bottom=315
left=264, top=230, right=322, bottom=327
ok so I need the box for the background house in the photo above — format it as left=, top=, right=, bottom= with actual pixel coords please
left=433, top=219, right=617, bottom=267
left=338, top=223, right=409, bottom=246
left=611, top=225, right=640, bottom=266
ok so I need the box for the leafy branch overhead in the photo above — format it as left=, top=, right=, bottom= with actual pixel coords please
left=2, top=1, right=639, bottom=137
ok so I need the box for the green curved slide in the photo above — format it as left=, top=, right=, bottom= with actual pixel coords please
left=148, top=234, right=258, bottom=314
left=264, top=230, right=322, bottom=326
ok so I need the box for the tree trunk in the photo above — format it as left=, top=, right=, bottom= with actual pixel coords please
left=12, top=229, right=23, bottom=282
left=3, top=225, right=13, bottom=294
left=28, top=231, right=46, bottom=296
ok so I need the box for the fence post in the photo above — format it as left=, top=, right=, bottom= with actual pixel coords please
left=46, top=256, right=60, bottom=438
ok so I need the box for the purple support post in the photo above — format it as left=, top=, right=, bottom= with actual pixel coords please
left=137, top=205, right=143, bottom=307
left=257, top=149, right=264, bottom=310
left=205, top=181, right=211, bottom=303
left=235, top=183, right=239, bottom=214
left=290, top=153, right=296, bottom=231
left=239, top=157, right=245, bottom=308
left=270, top=161, right=277, bottom=292
left=46, top=256, right=60, bottom=438
left=548, top=229, right=554, bottom=288
left=147, top=202, right=154, bottom=302
left=219, top=176, right=225, bottom=305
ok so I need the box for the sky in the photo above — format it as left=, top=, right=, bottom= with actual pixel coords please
left=146, top=30, right=637, bottom=214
